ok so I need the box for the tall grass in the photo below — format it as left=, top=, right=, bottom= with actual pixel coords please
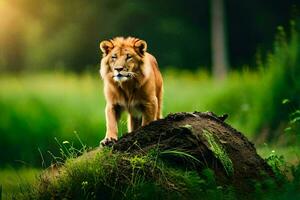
left=0, top=73, right=106, bottom=166
left=0, top=168, right=40, bottom=199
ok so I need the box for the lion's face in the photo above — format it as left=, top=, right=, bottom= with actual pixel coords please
left=100, top=37, right=147, bottom=83
left=108, top=46, right=141, bottom=82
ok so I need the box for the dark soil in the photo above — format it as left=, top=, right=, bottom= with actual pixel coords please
left=113, top=111, right=275, bottom=192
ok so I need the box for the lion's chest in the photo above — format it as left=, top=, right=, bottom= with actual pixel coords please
left=115, top=90, right=145, bottom=116
left=118, top=99, right=143, bottom=117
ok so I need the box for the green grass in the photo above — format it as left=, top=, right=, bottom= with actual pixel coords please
left=19, top=148, right=228, bottom=200
left=0, top=145, right=299, bottom=199
left=0, top=168, right=40, bottom=200
left=13, top=146, right=300, bottom=200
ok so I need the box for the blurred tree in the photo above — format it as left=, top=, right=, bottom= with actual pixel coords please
left=211, top=0, right=229, bottom=79
left=226, top=0, right=299, bottom=68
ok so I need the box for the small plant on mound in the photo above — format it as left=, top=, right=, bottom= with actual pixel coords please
left=202, top=130, right=234, bottom=176
left=265, top=150, right=287, bottom=179
left=254, top=151, right=300, bottom=200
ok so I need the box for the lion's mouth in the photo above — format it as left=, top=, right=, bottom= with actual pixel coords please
left=113, top=73, right=131, bottom=82
left=115, top=73, right=130, bottom=78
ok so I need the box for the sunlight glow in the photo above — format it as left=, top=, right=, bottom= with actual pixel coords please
left=0, top=1, right=23, bottom=36
left=0, top=1, right=13, bottom=31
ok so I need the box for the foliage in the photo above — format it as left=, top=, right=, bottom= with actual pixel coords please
left=205, top=22, right=300, bottom=142
left=0, top=0, right=297, bottom=71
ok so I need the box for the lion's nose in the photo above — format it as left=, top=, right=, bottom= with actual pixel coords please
left=114, top=66, right=124, bottom=72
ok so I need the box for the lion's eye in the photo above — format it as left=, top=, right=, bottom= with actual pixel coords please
left=126, top=54, right=132, bottom=60
left=111, top=54, right=117, bottom=60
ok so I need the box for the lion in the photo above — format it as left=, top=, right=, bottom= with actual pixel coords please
left=99, top=37, right=163, bottom=146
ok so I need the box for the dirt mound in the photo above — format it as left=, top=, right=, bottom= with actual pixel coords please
left=113, top=112, right=274, bottom=191
left=27, top=112, right=276, bottom=199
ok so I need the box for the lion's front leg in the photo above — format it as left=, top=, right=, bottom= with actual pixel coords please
left=141, top=98, right=158, bottom=126
left=100, top=104, right=121, bottom=146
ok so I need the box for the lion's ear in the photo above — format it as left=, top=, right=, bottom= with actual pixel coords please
left=134, top=40, right=147, bottom=56
left=100, top=40, right=114, bottom=55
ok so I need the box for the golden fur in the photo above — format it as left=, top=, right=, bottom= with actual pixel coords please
left=99, top=37, right=163, bottom=144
